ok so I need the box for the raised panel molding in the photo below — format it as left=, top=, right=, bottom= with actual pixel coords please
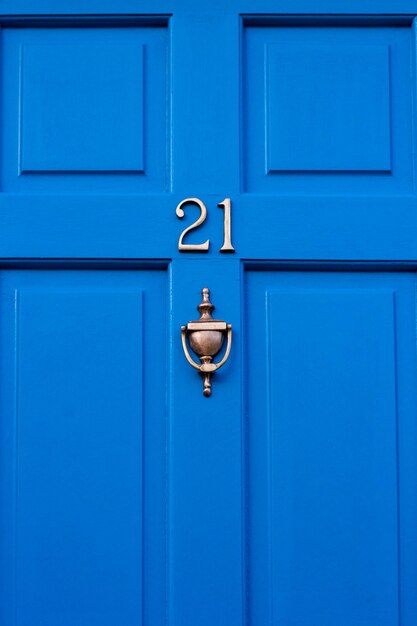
left=0, top=269, right=168, bottom=625
left=1, top=25, right=169, bottom=192
left=246, top=271, right=417, bottom=626
left=14, top=287, right=144, bottom=623
left=266, top=44, right=391, bottom=172
left=266, top=288, right=399, bottom=625
left=244, top=23, right=413, bottom=194
left=20, top=43, right=145, bottom=173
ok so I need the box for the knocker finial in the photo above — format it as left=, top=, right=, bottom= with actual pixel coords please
left=198, top=287, right=215, bottom=318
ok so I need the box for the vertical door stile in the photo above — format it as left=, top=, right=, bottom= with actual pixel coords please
left=168, top=6, right=244, bottom=626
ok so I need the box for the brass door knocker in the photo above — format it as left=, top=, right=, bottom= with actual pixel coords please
left=181, top=288, right=232, bottom=397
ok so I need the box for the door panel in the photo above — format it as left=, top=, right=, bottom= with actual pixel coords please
left=0, top=2, right=417, bottom=625
left=246, top=270, right=417, bottom=625
left=1, top=24, right=169, bottom=192
left=244, top=23, right=412, bottom=194
left=237, top=17, right=417, bottom=262
left=0, top=268, right=167, bottom=626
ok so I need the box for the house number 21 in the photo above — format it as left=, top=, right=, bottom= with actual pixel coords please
left=175, top=197, right=235, bottom=253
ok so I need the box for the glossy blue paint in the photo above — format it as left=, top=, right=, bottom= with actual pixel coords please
left=266, top=44, right=392, bottom=172
left=0, top=3, right=416, bottom=626
left=247, top=271, right=417, bottom=625
left=2, top=1, right=417, bottom=16
left=244, top=23, right=414, bottom=195
left=21, top=40, right=145, bottom=172
left=0, top=269, right=168, bottom=625
left=2, top=26, right=169, bottom=192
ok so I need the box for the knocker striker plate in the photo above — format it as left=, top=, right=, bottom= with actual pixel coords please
left=181, top=288, right=232, bottom=397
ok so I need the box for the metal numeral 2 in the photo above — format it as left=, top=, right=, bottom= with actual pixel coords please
left=175, top=197, right=235, bottom=253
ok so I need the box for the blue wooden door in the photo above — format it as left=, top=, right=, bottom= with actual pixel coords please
left=1, top=2, right=417, bottom=625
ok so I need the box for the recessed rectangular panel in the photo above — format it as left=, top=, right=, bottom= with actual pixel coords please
left=1, top=26, right=169, bottom=192
left=267, top=44, right=391, bottom=171
left=21, top=43, right=144, bottom=172
left=16, top=288, right=143, bottom=625
left=0, top=269, right=167, bottom=626
left=247, top=272, right=417, bottom=626
left=268, top=289, right=398, bottom=624
left=244, top=24, right=413, bottom=194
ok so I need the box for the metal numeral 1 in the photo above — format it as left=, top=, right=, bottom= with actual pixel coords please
left=218, top=198, right=235, bottom=253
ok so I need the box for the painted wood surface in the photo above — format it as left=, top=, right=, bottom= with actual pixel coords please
left=0, top=3, right=416, bottom=625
